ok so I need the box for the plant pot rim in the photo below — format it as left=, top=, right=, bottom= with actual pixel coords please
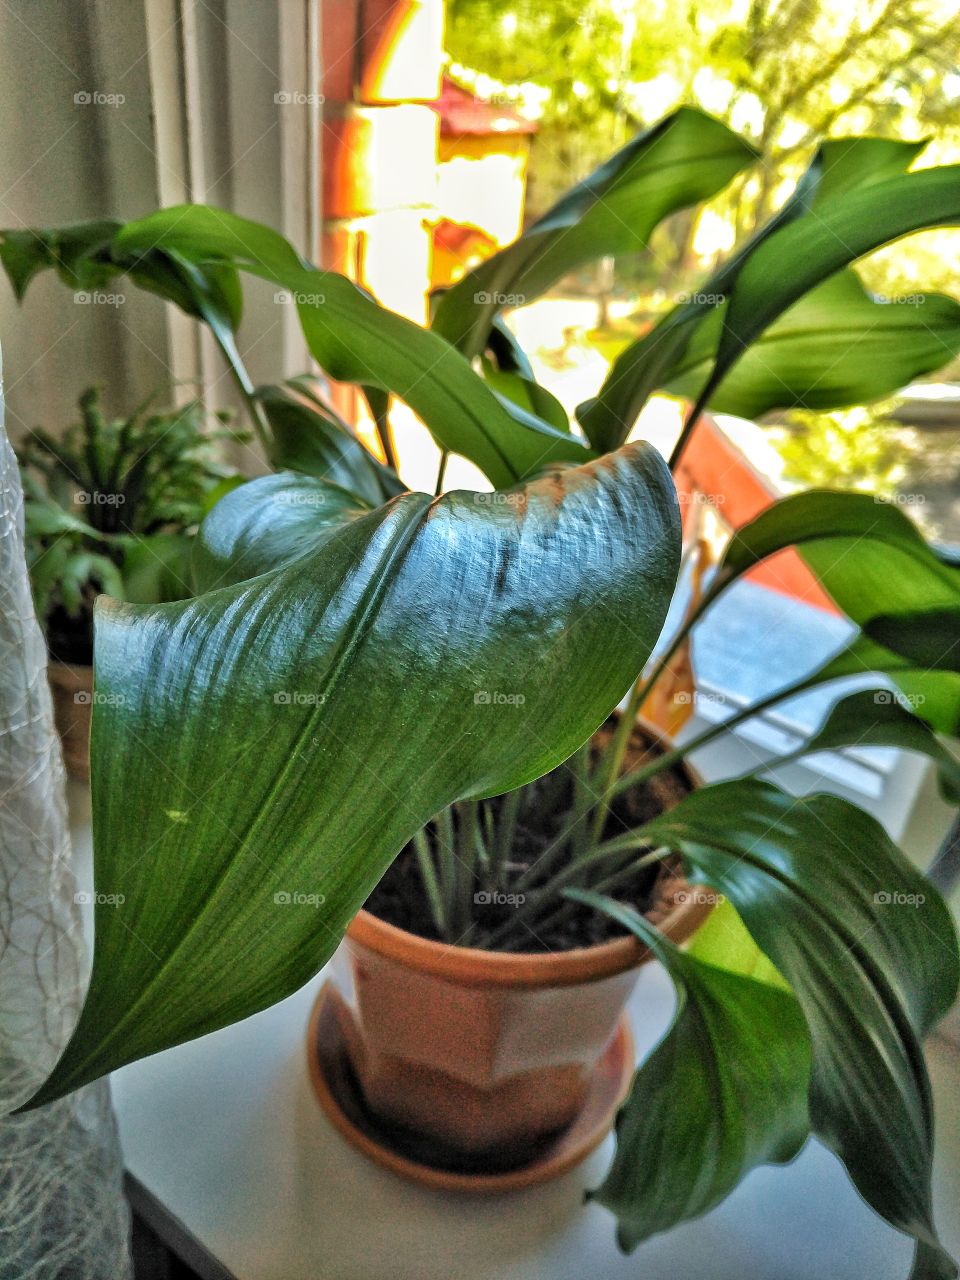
left=348, top=890, right=712, bottom=988
left=350, top=715, right=708, bottom=988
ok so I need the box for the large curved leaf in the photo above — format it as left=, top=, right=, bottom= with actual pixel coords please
left=23, top=441, right=680, bottom=1108
left=816, top=635, right=960, bottom=737
left=113, top=207, right=591, bottom=487
left=709, top=491, right=960, bottom=736
left=191, top=472, right=371, bottom=592
left=570, top=891, right=810, bottom=1253
left=642, top=780, right=959, bottom=1279
left=432, top=108, right=756, bottom=357
left=480, top=359, right=571, bottom=433
left=578, top=136, right=925, bottom=450
left=661, top=271, right=960, bottom=420
left=716, top=490, right=960, bottom=608
left=864, top=610, right=960, bottom=674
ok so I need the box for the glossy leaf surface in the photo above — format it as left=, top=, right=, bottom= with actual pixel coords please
left=572, top=891, right=810, bottom=1252
left=25, top=442, right=680, bottom=1107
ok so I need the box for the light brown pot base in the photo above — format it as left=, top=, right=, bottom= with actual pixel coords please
left=306, top=980, right=635, bottom=1192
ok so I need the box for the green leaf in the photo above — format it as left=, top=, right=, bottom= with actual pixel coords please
left=121, top=533, right=195, bottom=604
left=812, top=635, right=960, bottom=738
left=863, top=610, right=960, bottom=674
left=704, top=490, right=960, bottom=738
left=642, top=779, right=959, bottom=1279
left=191, top=471, right=371, bottom=591
left=480, top=358, right=570, bottom=433
left=789, top=688, right=960, bottom=804
left=432, top=108, right=756, bottom=357
left=577, top=135, right=924, bottom=450
left=717, top=491, right=960, bottom=604
left=690, top=164, right=960, bottom=420
left=810, top=137, right=928, bottom=206
left=22, top=499, right=92, bottom=539
left=568, top=890, right=810, bottom=1252
left=23, top=440, right=680, bottom=1107
left=256, top=377, right=404, bottom=504
left=113, top=207, right=591, bottom=487
left=661, top=271, right=960, bottom=420
left=484, top=316, right=536, bottom=378
left=686, top=896, right=789, bottom=991
left=0, top=229, right=54, bottom=298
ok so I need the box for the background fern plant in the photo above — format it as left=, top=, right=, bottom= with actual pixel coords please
left=16, top=386, right=244, bottom=662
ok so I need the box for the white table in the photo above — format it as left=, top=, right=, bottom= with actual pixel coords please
left=65, top=781, right=960, bottom=1280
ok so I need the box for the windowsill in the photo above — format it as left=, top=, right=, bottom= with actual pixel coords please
left=60, top=776, right=960, bottom=1280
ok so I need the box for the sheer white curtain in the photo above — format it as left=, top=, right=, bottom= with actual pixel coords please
left=0, top=347, right=131, bottom=1277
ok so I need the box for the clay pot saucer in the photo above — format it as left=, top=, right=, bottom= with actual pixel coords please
left=306, top=980, right=634, bottom=1194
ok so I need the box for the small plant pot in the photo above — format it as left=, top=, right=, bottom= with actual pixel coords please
left=47, top=661, right=93, bottom=782
left=315, top=719, right=708, bottom=1182
left=323, top=890, right=709, bottom=1175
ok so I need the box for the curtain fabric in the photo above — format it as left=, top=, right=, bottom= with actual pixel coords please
left=0, top=348, right=131, bottom=1278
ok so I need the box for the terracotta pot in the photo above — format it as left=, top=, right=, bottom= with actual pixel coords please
left=328, top=728, right=708, bottom=1164
left=47, top=661, right=93, bottom=782
left=330, top=891, right=710, bottom=1163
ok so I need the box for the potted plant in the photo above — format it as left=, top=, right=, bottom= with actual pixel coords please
left=15, top=386, right=244, bottom=777
left=3, top=107, right=960, bottom=1276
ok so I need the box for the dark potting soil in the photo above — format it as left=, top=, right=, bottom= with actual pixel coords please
left=365, top=723, right=694, bottom=954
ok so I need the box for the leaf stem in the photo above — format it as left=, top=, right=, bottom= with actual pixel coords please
left=434, top=449, right=449, bottom=495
